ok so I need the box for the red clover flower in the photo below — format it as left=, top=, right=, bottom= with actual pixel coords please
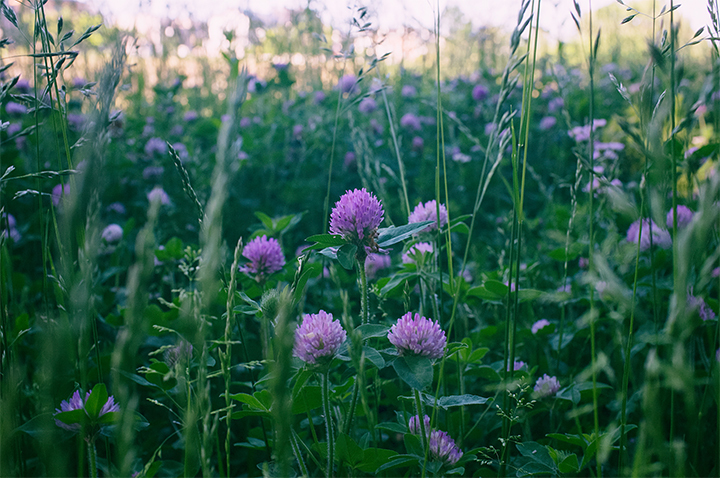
left=54, top=389, right=120, bottom=432
left=429, top=429, right=464, bottom=465
left=408, top=414, right=463, bottom=465
left=329, top=188, right=384, bottom=248
left=388, top=312, right=447, bottom=359
left=534, top=374, right=561, bottom=397
left=240, top=235, right=285, bottom=280
left=294, top=310, right=347, bottom=365
left=408, top=200, right=448, bottom=233
left=626, top=219, right=672, bottom=251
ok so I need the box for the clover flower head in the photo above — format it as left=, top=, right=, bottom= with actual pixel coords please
left=472, top=84, right=488, bottom=101
left=52, top=183, right=70, bottom=207
left=429, top=430, right=463, bottom=465
left=401, top=85, right=417, bottom=98
left=144, top=137, right=167, bottom=156
left=388, top=312, right=447, bottom=359
left=329, top=188, right=384, bottom=244
left=54, top=389, right=120, bottom=432
left=408, top=200, right=448, bottom=233
left=626, top=219, right=672, bottom=251
left=400, top=113, right=422, bottom=131
left=539, top=116, right=557, bottom=130
left=358, top=96, right=377, bottom=114
left=508, top=360, right=526, bottom=371
left=293, top=310, right=347, bottom=365
left=402, top=242, right=434, bottom=264
left=534, top=374, right=561, bottom=397
left=408, top=414, right=431, bottom=435
left=101, top=224, right=123, bottom=244
left=147, top=186, right=171, bottom=206
left=531, top=319, right=551, bottom=334
left=412, top=136, right=424, bottom=150
left=240, top=235, right=285, bottom=279
left=336, top=75, right=358, bottom=94
left=666, top=205, right=694, bottom=229
left=688, top=293, right=716, bottom=321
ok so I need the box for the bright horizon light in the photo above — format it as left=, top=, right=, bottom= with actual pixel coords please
left=86, top=0, right=709, bottom=43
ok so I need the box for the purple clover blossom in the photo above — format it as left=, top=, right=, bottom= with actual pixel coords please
left=344, top=151, right=356, bottom=168
left=472, top=84, right=489, bottom=101
left=387, top=312, right=447, bottom=359
left=666, top=205, right=694, bottom=229
left=240, top=235, right=285, bottom=279
left=1, top=213, right=20, bottom=243
left=626, top=219, right=672, bottom=251
left=358, top=96, right=377, bottom=114
left=510, top=360, right=526, bottom=371
left=688, top=293, right=717, bottom=321
left=147, top=187, right=171, bottom=206
left=400, top=113, right=422, bottom=131
left=531, top=319, right=551, bottom=334
left=534, top=374, right=561, bottom=397
left=408, top=200, right=448, bottom=232
left=144, top=137, right=167, bottom=156
left=314, top=90, right=326, bottom=104
left=408, top=414, right=431, bottom=435
left=183, top=110, right=199, bottom=122
left=52, top=183, right=70, bottom=207
left=329, top=188, right=384, bottom=246
left=548, top=97, right=564, bottom=112
left=401, top=85, right=417, bottom=98
left=5, top=101, right=27, bottom=115
left=101, top=224, right=123, bottom=244
left=337, top=74, right=358, bottom=94
left=539, top=116, right=557, bottom=130
left=412, top=136, right=424, bottom=151
left=429, top=429, right=463, bottom=465
left=293, top=310, right=347, bottom=365
left=402, top=242, right=434, bottom=264
left=107, top=202, right=126, bottom=215
left=54, top=389, right=120, bottom=432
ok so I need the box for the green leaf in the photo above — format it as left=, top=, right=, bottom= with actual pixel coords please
left=377, top=221, right=433, bottom=247
left=305, top=234, right=345, bottom=247
left=518, top=289, right=543, bottom=302
left=229, top=393, right=268, bottom=411
left=379, top=272, right=415, bottom=296
left=466, top=286, right=503, bottom=302
left=85, top=384, right=108, bottom=420
left=392, top=355, right=434, bottom=390
left=356, top=323, right=390, bottom=339
left=254, top=211, right=274, bottom=229
left=97, top=411, right=120, bottom=425
left=484, top=280, right=508, bottom=296
left=357, top=448, right=398, bottom=473
left=337, top=243, right=357, bottom=270
left=467, top=347, right=490, bottom=364
left=335, top=433, right=363, bottom=467
left=558, top=453, right=579, bottom=473
left=363, top=345, right=386, bottom=368
left=403, top=433, right=424, bottom=456
left=438, top=394, right=490, bottom=408
left=375, top=422, right=407, bottom=434
left=54, top=409, right=87, bottom=427
left=548, top=243, right=583, bottom=261
left=516, top=441, right=556, bottom=469
left=292, top=385, right=322, bottom=414
left=374, top=455, right=419, bottom=473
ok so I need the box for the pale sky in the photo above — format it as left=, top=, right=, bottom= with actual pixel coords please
left=89, top=0, right=708, bottom=42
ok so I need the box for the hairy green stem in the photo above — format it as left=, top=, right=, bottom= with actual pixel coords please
left=321, top=370, right=334, bottom=478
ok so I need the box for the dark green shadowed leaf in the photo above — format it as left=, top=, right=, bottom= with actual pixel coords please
left=336, top=243, right=357, bottom=270
left=85, top=384, right=108, bottom=420
left=377, top=221, right=433, bottom=247
left=392, top=355, right=433, bottom=390
left=54, top=409, right=87, bottom=427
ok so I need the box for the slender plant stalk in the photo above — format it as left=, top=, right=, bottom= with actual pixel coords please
left=586, top=2, right=602, bottom=475
left=222, top=238, right=243, bottom=478
left=87, top=439, right=98, bottom=478
left=321, top=370, right=334, bottom=478
left=415, top=387, right=429, bottom=477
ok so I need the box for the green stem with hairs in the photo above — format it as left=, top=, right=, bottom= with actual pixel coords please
left=414, top=388, right=429, bottom=478
left=321, top=370, right=334, bottom=478
left=87, top=439, right=98, bottom=478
